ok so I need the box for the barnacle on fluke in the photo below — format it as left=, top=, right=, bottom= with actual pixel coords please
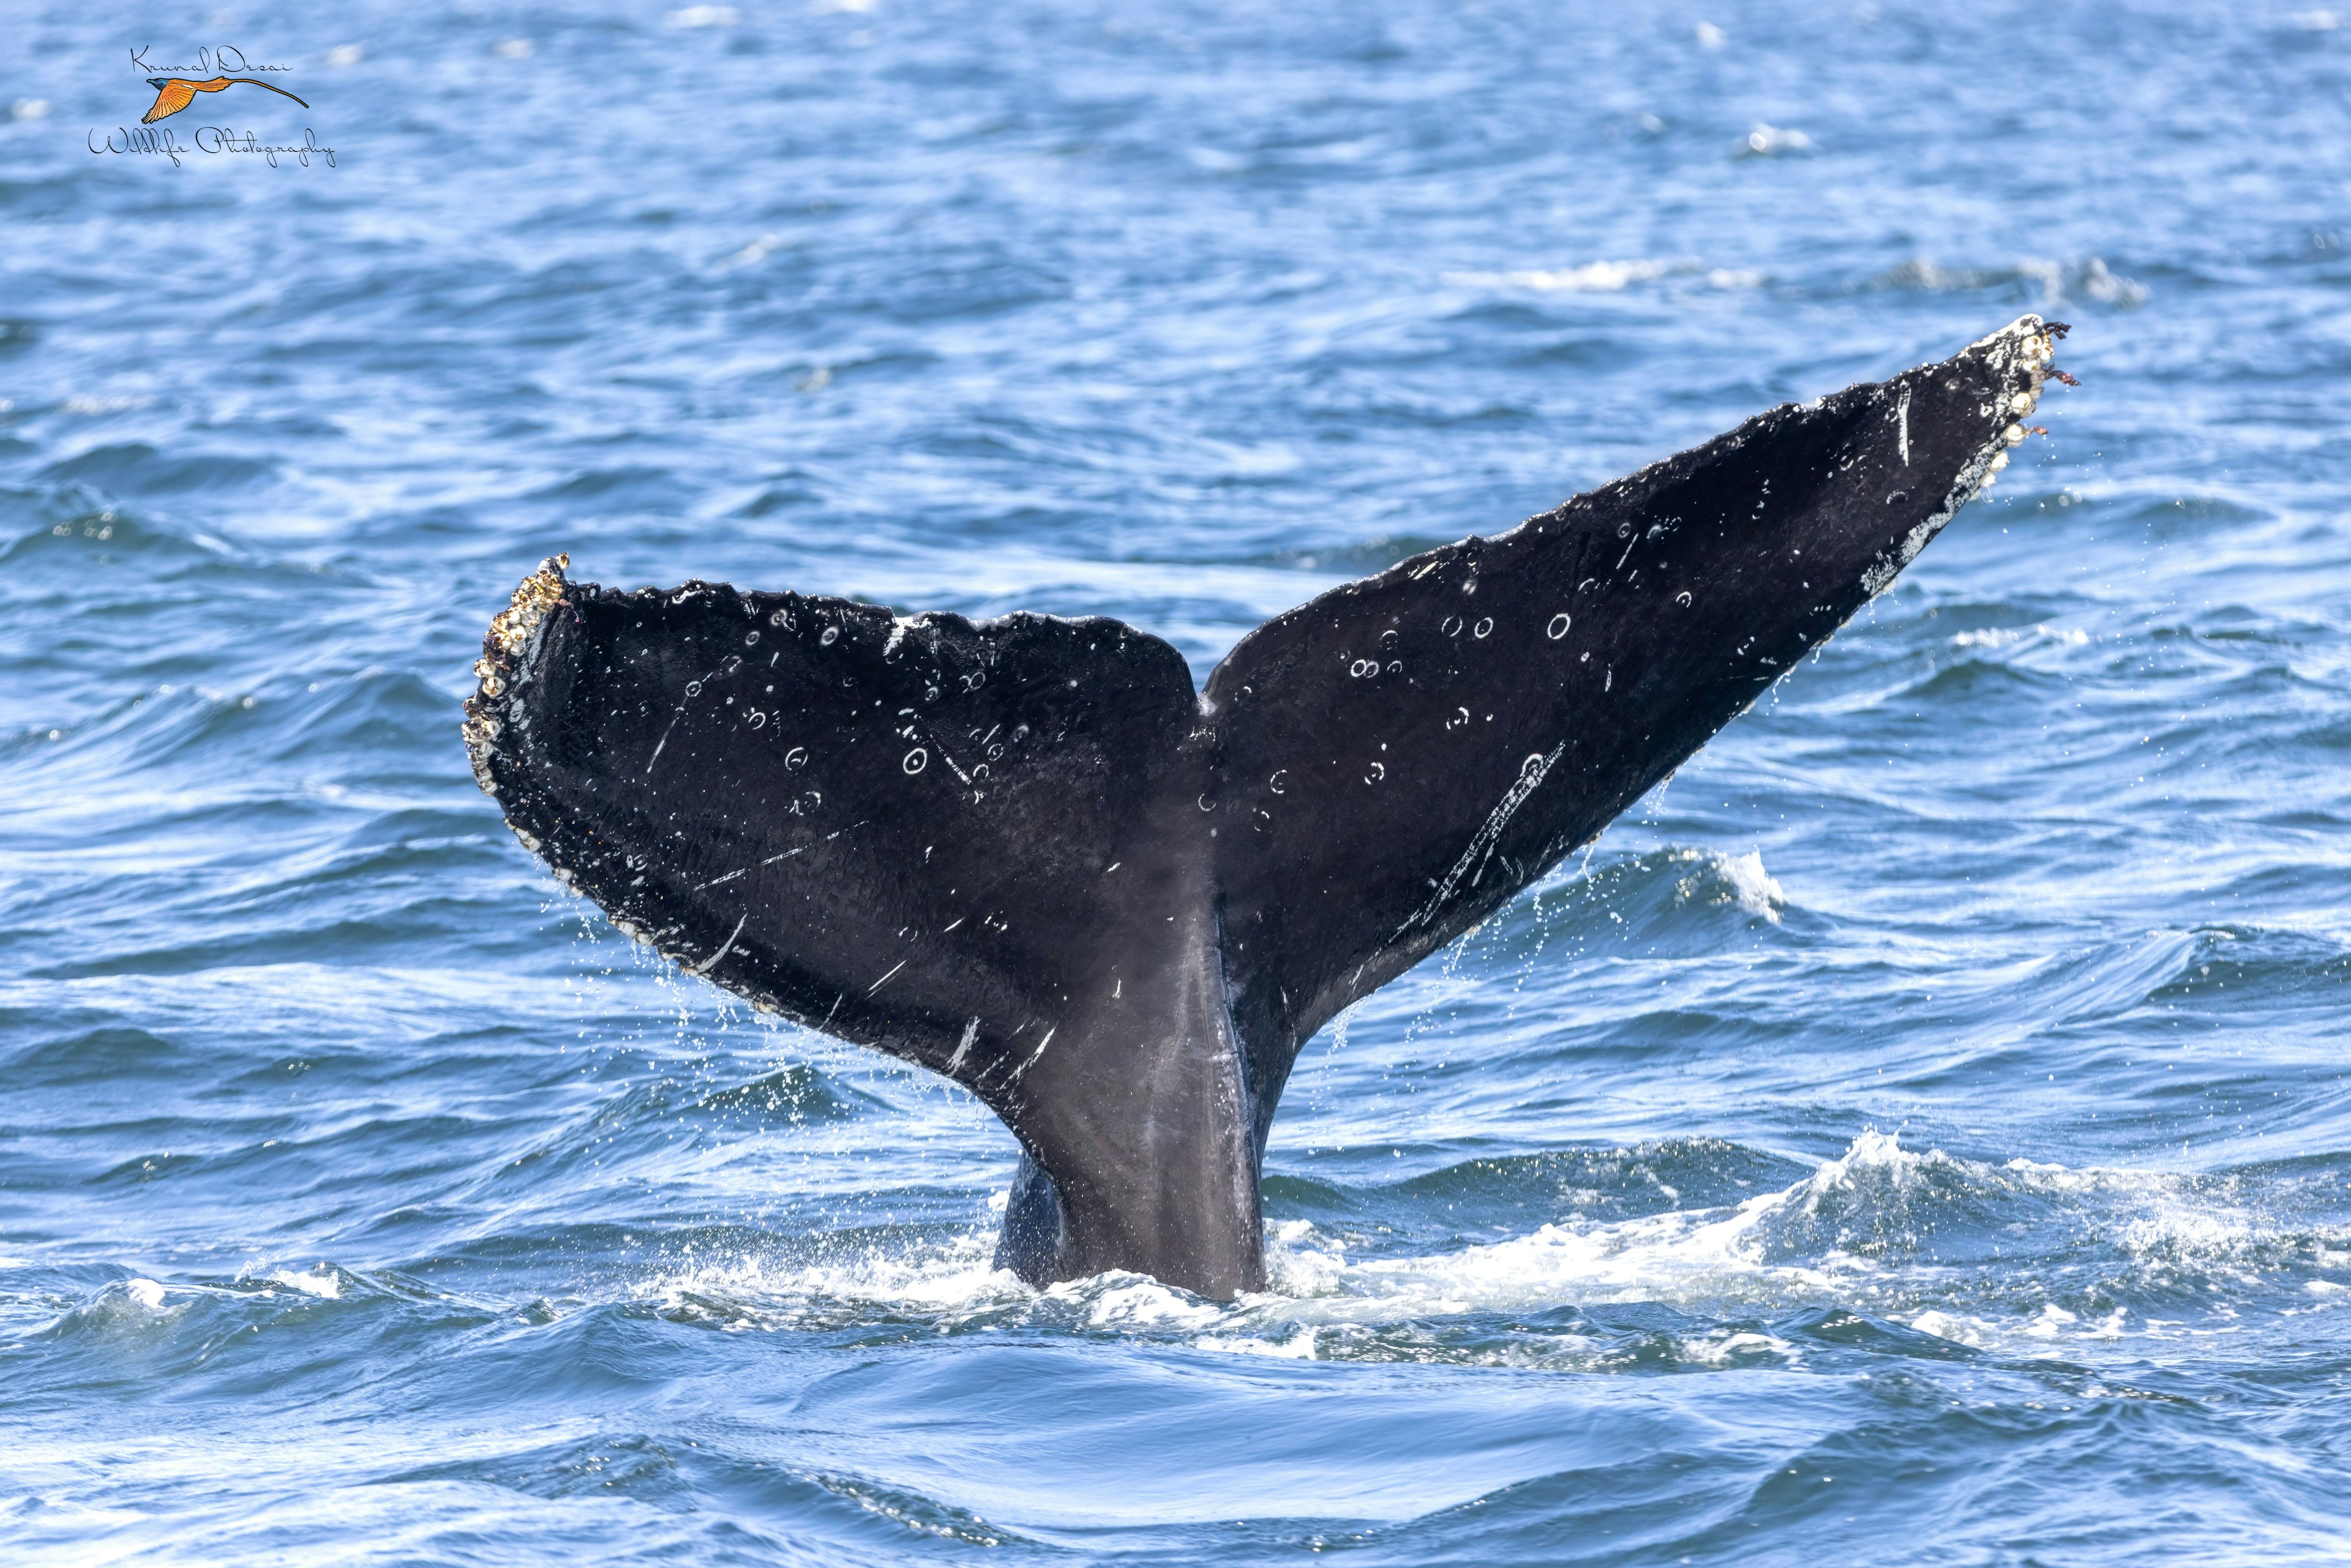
left=463, top=318, right=2066, bottom=1300
left=462, top=552, right=570, bottom=794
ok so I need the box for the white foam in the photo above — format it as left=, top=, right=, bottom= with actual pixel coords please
left=272, top=1267, right=342, bottom=1299
left=124, top=1279, right=165, bottom=1310
left=609, top=1130, right=2278, bottom=1366
left=1233, top=1130, right=2240, bottom=1359
left=1683, top=1330, right=1796, bottom=1365
left=1908, top=1310, right=1988, bottom=1346
left=2118, top=1198, right=2263, bottom=1260
left=637, top=1231, right=1027, bottom=1329
left=2022, top=1302, right=2078, bottom=1338
left=1324, top=1203, right=1785, bottom=1311
left=1196, top=1325, right=1318, bottom=1359
left=1082, top=1280, right=1225, bottom=1332
left=1672, top=846, right=1785, bottom=920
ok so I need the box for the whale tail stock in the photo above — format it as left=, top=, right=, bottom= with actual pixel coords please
left=463, top=317, right=2066, bottom=1299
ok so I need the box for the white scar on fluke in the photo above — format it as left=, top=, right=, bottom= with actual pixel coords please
left=1394, top=743, right=1564, bottom=943
left=686, top=912, right=746, bottom=976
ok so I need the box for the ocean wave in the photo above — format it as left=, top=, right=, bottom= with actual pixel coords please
left=37, top=441, right=277, bottom=497
left=0, top=498, right=239, bottom=568
left=585, top=1131, right=2351, bottom=1371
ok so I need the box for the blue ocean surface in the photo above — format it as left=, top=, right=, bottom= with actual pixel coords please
left=5, top=1, right=2350, bottom=1561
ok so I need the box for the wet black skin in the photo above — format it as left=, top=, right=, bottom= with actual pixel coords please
left=464, top=317, right=2062, bottom=1300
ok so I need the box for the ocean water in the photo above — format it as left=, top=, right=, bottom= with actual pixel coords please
left=4, top=1, right=2349, bottom=1561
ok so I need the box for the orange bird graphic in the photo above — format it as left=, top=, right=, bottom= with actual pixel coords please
left=141, top=75, right=310, bottom=125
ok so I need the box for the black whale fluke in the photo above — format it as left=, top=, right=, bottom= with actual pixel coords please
left=463, top=315, right=2067, bottom=1300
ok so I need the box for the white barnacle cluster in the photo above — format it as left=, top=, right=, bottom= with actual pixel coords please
left=1862, top=320, right=2063, bottom=601
left=460, top=553, right=571, bottom=795
left=1978, top=324, right=2058, bottom=489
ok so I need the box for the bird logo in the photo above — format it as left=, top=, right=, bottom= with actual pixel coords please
left=141, top=75, right=309, bottom=126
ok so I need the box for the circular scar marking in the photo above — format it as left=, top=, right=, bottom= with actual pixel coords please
left=902, top=748, right=928, bottom=775
left=1548, top=613, right=1571, bottom=639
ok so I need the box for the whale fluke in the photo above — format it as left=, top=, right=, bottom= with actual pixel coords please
left=463, top=315, right=2068, bottom=1299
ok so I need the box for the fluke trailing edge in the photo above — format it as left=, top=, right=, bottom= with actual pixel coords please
left=463, top=316, right=2068, bottom=1299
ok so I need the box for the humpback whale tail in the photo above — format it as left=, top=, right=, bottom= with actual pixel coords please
left=463, top=317, right=2068, bottom=1300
